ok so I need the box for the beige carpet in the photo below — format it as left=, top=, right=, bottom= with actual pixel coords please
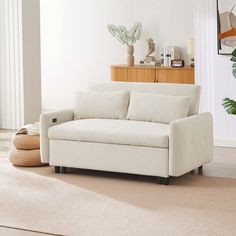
left=0, top=158, right=236, bottom=236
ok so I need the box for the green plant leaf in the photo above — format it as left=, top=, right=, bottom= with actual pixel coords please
left=224, top=50, right=236, bottom=115
left=233, top=67, right=236, bottom=78
left=107, top=23, right=142, bottom=46
left=222, top=98, right=236, bottom=115
left=232, top=48, right=236, bottom=57
left=230, top=56, right=236, bottom=62
left=129, top=23, right=142, bottom=44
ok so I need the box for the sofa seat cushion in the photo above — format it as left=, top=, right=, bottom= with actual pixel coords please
left=48, top=119, right=170, bottom=148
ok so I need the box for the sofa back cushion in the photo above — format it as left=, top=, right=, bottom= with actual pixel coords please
left=74, top=90, right=129, bottom=120
left=88, top=81, right=200, bottom=116
left=127, top=92, right=190, bottom=124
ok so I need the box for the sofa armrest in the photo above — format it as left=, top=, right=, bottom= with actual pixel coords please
left=40, top=109, right=74, bottom=163
left=169, top=112, right=213, bottom=177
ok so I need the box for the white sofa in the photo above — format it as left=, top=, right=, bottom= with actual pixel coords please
left=40, top=82, right=213, bottom=185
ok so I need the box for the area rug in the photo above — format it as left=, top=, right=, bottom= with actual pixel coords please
left=0, top=158, right=236, bottom=236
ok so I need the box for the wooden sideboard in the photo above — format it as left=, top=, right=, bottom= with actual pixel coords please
left=111, top=65, right=195, bottom=84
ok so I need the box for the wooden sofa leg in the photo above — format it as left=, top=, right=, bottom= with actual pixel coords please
left=61, top=167, right=67, bottom=174
left=54, top=166, right=60, bottom=173
left=159, top=177, right=170, bottom=185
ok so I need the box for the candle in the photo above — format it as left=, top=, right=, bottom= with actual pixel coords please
left=187, top=39, right=194, bottom=56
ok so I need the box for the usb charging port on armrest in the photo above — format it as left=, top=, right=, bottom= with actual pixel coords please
left=52, top=118, right=57, bottom=123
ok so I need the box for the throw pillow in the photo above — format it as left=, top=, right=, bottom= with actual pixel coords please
left=127, top=92, right=190, bottom=124
left=74, top=90, right=130, bottom=120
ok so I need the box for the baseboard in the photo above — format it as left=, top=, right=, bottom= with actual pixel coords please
left=214, top=138, right=236, bottom=148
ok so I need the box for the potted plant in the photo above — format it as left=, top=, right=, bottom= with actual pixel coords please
left=222, top=49, right=236, bottom=115
left=107, top=22, right=142, bottom=67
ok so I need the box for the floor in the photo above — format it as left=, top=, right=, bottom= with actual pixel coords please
left=0, top=226, right=59, bottom=236
left=0, top=130, right=61, bottom=236
left=0, top=129, right=13, bottom=158
left=0, top=129, right=236, bottom=235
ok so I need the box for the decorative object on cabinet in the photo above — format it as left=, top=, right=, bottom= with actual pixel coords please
left=107, top=22, right=142, bottom=66
left=142, top=38, right=157, bottom=65
left=111, top=65, right=194, bottom=84
left=187, top=39, right=195, bottom=67
left=217, top=0, right=236, bottom=55
left=171, top=59, right=185, bottom=68
left=161, top=47, right=181, bottom=67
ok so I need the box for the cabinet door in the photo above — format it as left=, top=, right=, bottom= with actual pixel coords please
left=136, top=68, right=156, bottom=82
left=156, top=70, right=173, bottom=83
left=127, top=68, right=137, bottom=82
left=111, top=67, right=127, bottom=82
left=171, top=70, right=183, bottom=83
left=182, top=69, right=195, bottom=84
left=156, top=69, right=195, bottom=84
left=172, top=69, right=195, bottom=84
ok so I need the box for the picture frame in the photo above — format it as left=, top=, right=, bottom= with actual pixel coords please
left=217, top=0, right=236, bottom=55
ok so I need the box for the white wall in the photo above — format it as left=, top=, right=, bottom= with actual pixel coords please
left=195, top=0, right=236, bottom=146
left=40, top=0, right=194, bottom=110
left=22, top=0, right=41, bottom=124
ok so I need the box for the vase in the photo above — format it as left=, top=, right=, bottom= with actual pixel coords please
left=127, top=45, right=134, bottom=66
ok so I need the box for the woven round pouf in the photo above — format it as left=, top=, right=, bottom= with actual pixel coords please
left=12, top=134, right=40, bottom=150
left=9, top=148, right=47, bottom=167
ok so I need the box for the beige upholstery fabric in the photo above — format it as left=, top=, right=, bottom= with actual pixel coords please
left=169, top=112, right=213, bottom=176
left=50, top=140, right=169, bottom=177
left=40, top=109, right=74, bottom=163
left=127, top=92, right=190, bottom=124
left=88, top=81, right=200, bottom=116
left=74, top=90, right=130, bottom=120
left=9, top=148, right=47, bottom=167
left=49, top=119, right=170, bottom=148
left=12, top=134, right=40, bottom=150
